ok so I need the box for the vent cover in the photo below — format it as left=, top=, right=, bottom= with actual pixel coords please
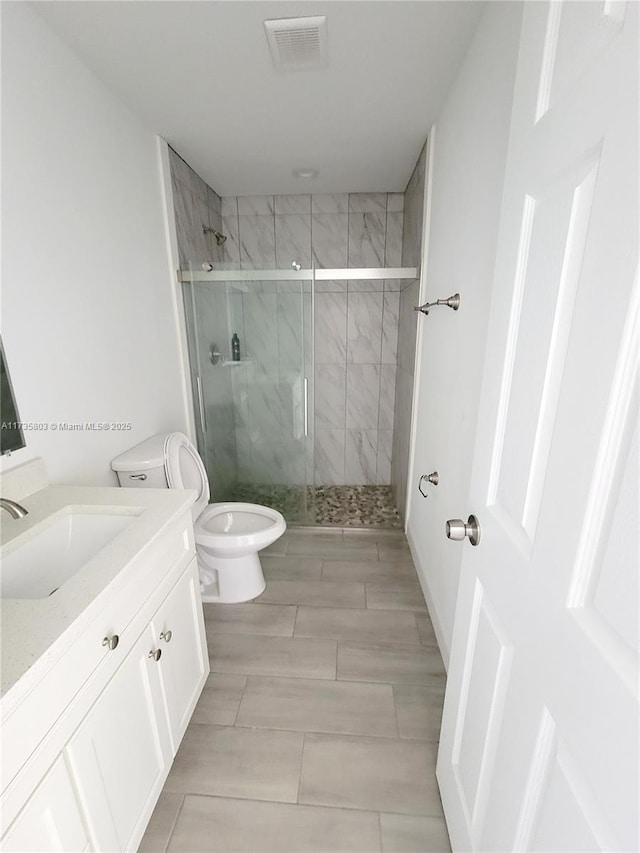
left=264, top=16, right=328, bottom=71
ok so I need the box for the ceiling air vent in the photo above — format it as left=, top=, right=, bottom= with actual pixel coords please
left=264, top=16, right=328, bottom=71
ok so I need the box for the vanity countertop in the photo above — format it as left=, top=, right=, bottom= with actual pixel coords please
left=0, top=484, right=196, bottom=710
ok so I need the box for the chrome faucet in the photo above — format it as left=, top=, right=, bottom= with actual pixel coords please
left=0, top=498, right=29, bottom=519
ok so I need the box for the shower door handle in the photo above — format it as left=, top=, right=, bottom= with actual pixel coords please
left=303, top=377, right=309, bottom=437
left=196, top=375, right=206, bottom=434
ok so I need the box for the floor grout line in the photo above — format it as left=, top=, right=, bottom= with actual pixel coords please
left=162, top=793, right=186, bottom=853
left=296, top=733, right=306, bottom=804
left=232, top=675, right=249, bottom=727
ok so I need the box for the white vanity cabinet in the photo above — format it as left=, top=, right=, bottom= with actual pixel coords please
left=1, top=502, right=209, bottom=853
left=65, top=559, right=207, bottom=851
left=65, top=623, right=172, bottom=851
left=0, top=757, right=90, bottom=853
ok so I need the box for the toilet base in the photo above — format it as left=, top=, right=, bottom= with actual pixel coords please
left=198, top=551, right=266, bottom=604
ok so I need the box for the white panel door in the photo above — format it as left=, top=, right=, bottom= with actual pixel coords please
left=65, top=625, right=172, bottom=852
left=437, top=3, right=638, bottom=851
left=152, top=559, right=208, bottom=751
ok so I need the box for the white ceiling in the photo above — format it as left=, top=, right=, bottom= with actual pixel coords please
left=34, top=1, right=485, bottom=196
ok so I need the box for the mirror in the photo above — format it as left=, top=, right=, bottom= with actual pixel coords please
left=1, top=337, right=26, bottom=455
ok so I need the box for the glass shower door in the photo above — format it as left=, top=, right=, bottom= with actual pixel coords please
left=183, top=267, right=314, bottom=525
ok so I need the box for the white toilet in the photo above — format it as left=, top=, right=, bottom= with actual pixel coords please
left=111, top=432, right=286, bottom=603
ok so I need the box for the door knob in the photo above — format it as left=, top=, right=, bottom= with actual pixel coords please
left=148, top=648, right=162, bottom=662
left=446, top=514, right=481, bottom=546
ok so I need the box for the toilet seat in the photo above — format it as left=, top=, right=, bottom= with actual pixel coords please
left=164, top=432, right=210, bottom=517
left=195, top=502, right=286, bottom=558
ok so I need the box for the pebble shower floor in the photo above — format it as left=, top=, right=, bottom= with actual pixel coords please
left=229, top=484, right=403, bottom=529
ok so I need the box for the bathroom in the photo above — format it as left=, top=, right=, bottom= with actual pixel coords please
left=1, top=3, right=637, bottom=852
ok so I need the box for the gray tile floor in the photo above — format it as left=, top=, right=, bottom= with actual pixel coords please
left=140, top=528, right=451, bottom=853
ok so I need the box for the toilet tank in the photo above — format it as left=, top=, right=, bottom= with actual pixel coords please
left=111, top=433, right=169, bottom=489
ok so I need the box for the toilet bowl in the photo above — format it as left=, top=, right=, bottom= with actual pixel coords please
left=111, top=432, right=286, bottom=603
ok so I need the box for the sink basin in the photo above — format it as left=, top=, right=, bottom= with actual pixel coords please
left=1, top=512, right=139, bottom=599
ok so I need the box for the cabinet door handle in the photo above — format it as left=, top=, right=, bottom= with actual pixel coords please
left=160, top=630, right=172, bottom=643
left=148, top=648, right=162, bottom=662
left=102, top=634, right=120, bottom=651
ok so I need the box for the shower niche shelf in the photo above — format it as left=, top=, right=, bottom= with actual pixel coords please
left=209, top=344, right=254, bottom=368
left=222, top=358, right=254, bottom=368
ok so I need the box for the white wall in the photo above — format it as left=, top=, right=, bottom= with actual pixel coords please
left=407, top=2, right=524, bottom=663
left=1, top=4, right=187, bottom=485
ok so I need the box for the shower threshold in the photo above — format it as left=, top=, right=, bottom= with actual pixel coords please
left=228, top=483, right=402, bottom=529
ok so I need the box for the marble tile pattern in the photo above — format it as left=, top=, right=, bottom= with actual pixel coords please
left=276, top=291, right=304, bottom=369
left=314, top=291, right=347, bottom=364
left=314, top=364, right=346, bottom=429
left=311, top=213, right=349, bottom=268
left=345, top=429, right=378, bottom=485
left=347, top=292, right=383, bottom=364
left=140, top=528, right=451, bottom=853
left=376, top=430, right=394, bottom=486
left=378, top=364, right=397, bottom=432
left=275, top=214, right=311, bottom=268
left=239, top=215, right=276, bottom=269
left=382, top=292, right=400, bottom=363
left=346, top=364, right=380, bottom=429
left=311, top=193, right=349, bottom=213
left=315, top=428, right=346, bottom=486
left=348, top=212, right=386, bottom=267
left=385, top=211, right=404, bottom=267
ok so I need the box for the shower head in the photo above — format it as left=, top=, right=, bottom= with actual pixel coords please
left=202, top=225, right=227, bottom=246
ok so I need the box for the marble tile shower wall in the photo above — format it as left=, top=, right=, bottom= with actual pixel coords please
left=168, top=149, right=237, bottom=498
left=169, top=148, right=225, bottom=267
left=392, top=142, right=428, bottom=519
left=221, top=193, right=405, bottom=487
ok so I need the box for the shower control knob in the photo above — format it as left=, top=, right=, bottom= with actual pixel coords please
left=446, top=515, right=481, bottom=546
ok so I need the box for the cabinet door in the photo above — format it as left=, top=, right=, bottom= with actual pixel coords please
left=65, top=625, right=172, bottom=852
left=153, top=559, right=208, bottom=750
left=1, top=756, right=89, bottom=853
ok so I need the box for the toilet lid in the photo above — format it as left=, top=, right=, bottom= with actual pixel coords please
left=164, top=432, right=210, bottom=516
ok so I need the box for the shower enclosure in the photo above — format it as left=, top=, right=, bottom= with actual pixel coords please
left=181, top=263, right=417, bottom=526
